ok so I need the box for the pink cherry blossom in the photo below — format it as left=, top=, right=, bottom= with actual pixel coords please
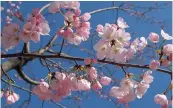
left=1, top=35, right=20, bottom=50
left=110, top=86, right=127, bottom=98
left=149, top=60, right=160, bottom=70
left=92, top=81, right=102, bottom=91
left=126, top=48, right=136, bottom=60
left=30, top=31, right=40, bottom=42
left=33, top=85, right=53, bottom=100
left=38, top=90, right=53, bottom=100
left=96, top=24, right=104, bottom=32
left=161, top=59, right=170, bottom=67
left=120, top=78, right=135, bottom=90
left=88, top=67, right=98, bottom=80
left=1, top=91, right=3, bottom=98
left=6, top=95, right=15, bottom=104
left=117, top=17, right=129, bottom=29
left=39, top=22, right=50, bottom=35
left=3, top=23, right=19, bottom=36
left=4, top=90, right=10, bottom=98
left=81, top=12, right=91, bottom=21
left=84, top=58, right=92, bottom=65
left=142, top=70, right=153, bottom=84
left=82, top=22, right=90, bottom=28
left=55, top=72, right=66, bottom=81
left=39, top=81, right=49, bottom=92
left=11, top=92, right=19, bottom=102
left=161, top=29, right=173, bottom=40
left=50, top=80, right=60, bottom=90
left=148, top=32, right=159, bottom=43
left=163, top=44, right=173, bottom=56
left=19, top=31, right=31, bottom=43
left=63, top=28, right=73, bottom=38
left=100, top=76, right=112, bottom=85
left=155, top=94, right=168, bottom=108
left=135, top=82, right=149, bottom=99
left=117, top=89, right=136, bottom=104
left=75, top=9, right=81, bottom=16
left=94, top=40, right=109, bottom=59
left=77, top=79, right=91, bottom=91
left=48, top=1, right=61, bottom=13
left=64, top=11, right=75, bottom=22
left=61, top=1, right=80, bottom=10
left=6, top=92, right=19, bottom=104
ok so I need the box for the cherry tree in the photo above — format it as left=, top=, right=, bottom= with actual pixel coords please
left=1, top=1, right=172, bottom=108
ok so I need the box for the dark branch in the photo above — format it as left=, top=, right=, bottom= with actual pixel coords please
left=1, top=53, right=172, bottom=75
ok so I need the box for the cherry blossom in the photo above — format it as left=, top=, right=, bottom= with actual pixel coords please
left=96, top=24, right=104, bottom=32
left=1, top=23, right=20, bottom=50
left=117, top=17, right=129, bottom=29
left=6, top=92, right=19, bottom=104
left=148, top=32, right=159, bottom=43
left=77, top=79, right=91, bottom=91
left=81, top=12, right=91, bottom=21
left=163, top=44, right=173, bottom=56
left=161, top=29, right=172, bottom=40
left=100, top=76, right=112, bottom=85
left=20, top=8, right=50, bottom=43
left=142, top=70, right=153, bottom=84
left=135, top=82, right=149, bottom=99
left=1, top=90, right=4, bottom=98
left=149, top=60, right=160, bottom=70
left=84, top=58, right=92, bottom=65
left=155, top=94, right=168, bottom=108
left=88, top=67, right=98, bottom=80
left=92, top=81, right=102, bottom=91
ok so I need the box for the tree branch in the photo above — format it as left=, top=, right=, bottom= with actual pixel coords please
left=15, top=67, right=40, bottom=85
left=1, top=53, right=172, bottom=75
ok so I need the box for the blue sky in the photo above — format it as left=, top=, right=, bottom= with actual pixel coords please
left=1, top=1, right=172, bottom=108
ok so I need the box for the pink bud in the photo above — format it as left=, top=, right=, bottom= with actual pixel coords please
left=75, top=9, right=81, bottom=16
left=81, top=12, right=91, bottom=21
left=89, top=67, right=97, bottom=80
left=155, top=94, right=168, bottom=107
left=148, top=32, right=159, bottom=43
left=149, top=60, right=160, bottom=70
left=96, top=24, right=103, bottom=32
left=84, top=58, right=92, bottom=65
left=163, top=44, right=173, bottom=56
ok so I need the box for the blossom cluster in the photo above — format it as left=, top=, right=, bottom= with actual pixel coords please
left=1, top=8, right=50, bottom=51
left=33, top=69, right=111, bottom=101
left=94, top=17, right=147, bottom=63
left=49, top=1, right=91, bottom=45
left=110, top=70, right=153, bottom=104
left=1, top=89, right=19, bottom=105
left=148, top=29, right=172, bottom=70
